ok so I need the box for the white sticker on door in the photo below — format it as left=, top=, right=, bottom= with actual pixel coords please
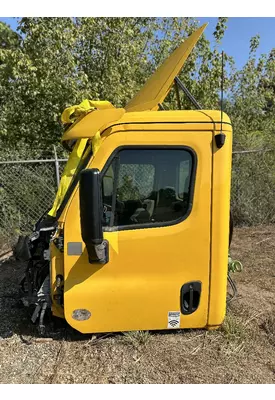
left=167, top=311, right=180, bottom=329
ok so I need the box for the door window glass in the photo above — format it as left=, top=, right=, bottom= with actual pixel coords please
left=102, top=148, right=194, bottom=228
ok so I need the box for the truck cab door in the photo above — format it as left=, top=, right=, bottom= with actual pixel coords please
left=63, top=128, right=212, bottom=333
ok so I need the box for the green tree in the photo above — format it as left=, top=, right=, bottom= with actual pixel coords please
left=0, top=21, right=20, bottom=51
left=1, top=17, right=275, bottom=228
left=0, top=18, right=89, bottom=152
left=0, top=17, right=234, bottom=153
left=225, top=35, right=275, bottom=224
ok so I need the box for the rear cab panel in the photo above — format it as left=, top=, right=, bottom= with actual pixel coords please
left=208, top=121, right=232, bottom=328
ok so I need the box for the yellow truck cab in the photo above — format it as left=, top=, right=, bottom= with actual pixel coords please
left=15, top=24, right=233, bottom=335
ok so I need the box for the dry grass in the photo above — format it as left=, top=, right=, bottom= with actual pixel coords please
left=0, top=225, right=275, bottom=384
left=260, top=314, right=275, bottom=346
left=122, top=331, right=151, bottom=348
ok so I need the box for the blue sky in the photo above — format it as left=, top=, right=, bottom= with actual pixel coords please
left=1, top=17, right=275, bottom=69
left=198, top=17, right=275, bottom=68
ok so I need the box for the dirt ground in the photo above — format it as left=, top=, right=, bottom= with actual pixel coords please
left=0, top=226, right=274, bottom=384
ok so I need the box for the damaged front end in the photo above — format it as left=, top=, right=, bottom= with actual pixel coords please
left=14, top=213, right=58, bottom=335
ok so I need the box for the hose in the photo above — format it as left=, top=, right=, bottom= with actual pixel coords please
left=228, top=255, right=243, bottom=273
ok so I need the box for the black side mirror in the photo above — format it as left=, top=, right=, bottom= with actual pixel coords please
left=79, top=168, right=109, bottom=264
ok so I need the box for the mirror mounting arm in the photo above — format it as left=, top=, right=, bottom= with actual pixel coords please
left=86, top=240, right=109, bottom=264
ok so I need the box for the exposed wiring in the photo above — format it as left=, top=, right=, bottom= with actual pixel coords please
left=227, top=273, right=238, bottom=304
left=227, top=211, right=243, bottom=304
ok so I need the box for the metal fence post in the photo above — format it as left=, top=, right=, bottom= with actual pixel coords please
left=53, top=145, right=60, bottom=189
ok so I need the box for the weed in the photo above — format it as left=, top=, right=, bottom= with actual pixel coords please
left=122, top=330, right=151, bottom=348
left=221, top=313, right=247, bottom=341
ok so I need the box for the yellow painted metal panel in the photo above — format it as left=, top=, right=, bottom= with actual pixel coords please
left=118, top=110, right=231, bottom=128
left=61, top=108, right=125, bottom=142
left=62, top=109, right=231, bottom=145
left=207, top=127, right=233, bottom=327
left=125, top=24, right=207, bottom=112
left=62, top=128, right=213, bottom=333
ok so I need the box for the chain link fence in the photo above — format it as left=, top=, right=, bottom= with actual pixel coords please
left=0, top=149, right=274, bottom=250
left=0, top=157, right=67, bottom=249
left=118, top=164, right=155, bottom=200
left=231, top=149, right=275, bottom=226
